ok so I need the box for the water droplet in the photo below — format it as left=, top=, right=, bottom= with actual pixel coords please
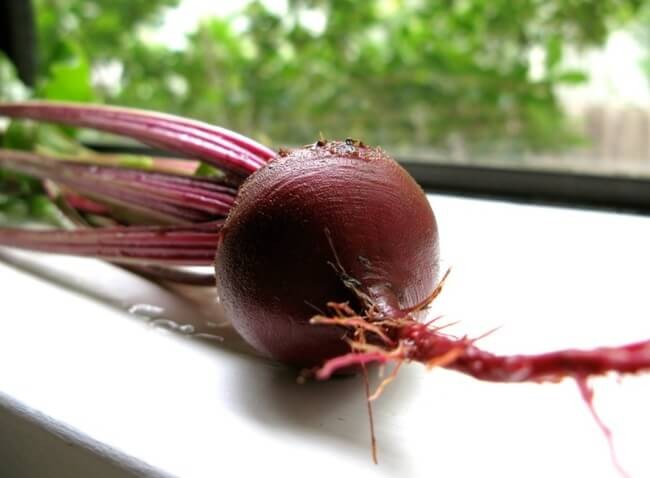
left=178, top=324, right=195, bottom=335
left=127, top=303, right=165, bottom=319
left=149, top=318, right=180, bottom=333
left=142, top=317, right=223, bottom=342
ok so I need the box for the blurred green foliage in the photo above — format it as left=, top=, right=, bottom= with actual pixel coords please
left=0, top=54, right=43, bottom=223
left=0, top=44, right=92, bottom=224
left=35, top=0, right=179, bottom=66
left=3, top=0, right=649, bottom=156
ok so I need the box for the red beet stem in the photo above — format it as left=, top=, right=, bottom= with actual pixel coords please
left=0, top=150, right=235, bottom=222
left=61, top=191, right=111, bottom=215
left=44, top=186, right=218, bottom=286
left=0, top=101, right=276, bottom=175
left=0, top=222, right=222, bottom=265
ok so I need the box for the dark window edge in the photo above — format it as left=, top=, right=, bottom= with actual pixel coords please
left=401, top=161, right=650, bottom=214
left=85, top=143, right=650, bottom=214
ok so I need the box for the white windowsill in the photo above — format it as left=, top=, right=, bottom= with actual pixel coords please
left=1, top=194, right=649, bottom=478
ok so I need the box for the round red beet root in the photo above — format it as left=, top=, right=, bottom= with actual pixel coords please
left=215, top=140, right=439, bottom=367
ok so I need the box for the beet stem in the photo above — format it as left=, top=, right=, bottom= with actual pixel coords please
left=0, top=222, right=222, bottom=265
left=0, top=150, right=235, bottom=222
left=48, top=190, right=218, bottom=285
left=0, top=101, right=276, bottom=175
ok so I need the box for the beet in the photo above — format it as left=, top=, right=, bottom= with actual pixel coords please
left=215, top=140, right=439, bottom=366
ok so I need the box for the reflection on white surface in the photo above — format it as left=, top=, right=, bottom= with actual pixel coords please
left=1, top=194, right=649, bottom=478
